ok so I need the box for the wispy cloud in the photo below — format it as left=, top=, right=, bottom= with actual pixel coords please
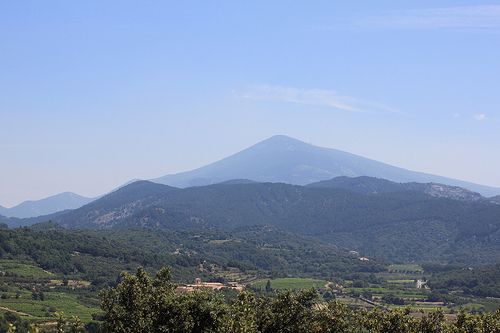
left=474, top=114, right=487, bottom=120
left=243, top=85, right=402, bottom=114
left=358, top=5, right=500, bottom=30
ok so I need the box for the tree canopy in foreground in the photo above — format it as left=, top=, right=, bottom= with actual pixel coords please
left=98, top=267, right=500, bottom=333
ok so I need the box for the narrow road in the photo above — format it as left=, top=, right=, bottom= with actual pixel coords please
left=0, top=306, right=32, bottom=316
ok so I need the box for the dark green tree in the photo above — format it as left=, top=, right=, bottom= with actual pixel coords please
left=256, top=288, right=318, bottom=333
left=316, top=300, right=358, bottom=333
left=97, top=267, right=500, bottom=333
left=99, top=267, right=176, bottom=332
left=265, top=280, right=272, bottom=292
left=224, top=291, right=260, bottom=332
left=99, top=266, right=227, bottom=333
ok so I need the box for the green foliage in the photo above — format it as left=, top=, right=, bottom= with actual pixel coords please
left=0, top=228, right=228, bottom=327
left=70, top=225, right=390, bottom=280
left=4, top=225, right=500, bottom=330
left=0, top=228, right=213, bottom=284
left=427, top=263, right=500, bottom=298
left=0, top=260, right=53, bottom=278
left=52, top=311, right=65, bottom=333
left=99, top=267, right=226, bottom=333
left=0, top=312, right=31, bottom=333
left=422, top=262, right=466, bottom=273
left=51, top=181, right=500, bottom=265
left=97, top=267, right=500, bottom=333
left=265, top=280, right=272, bottom=292
left=224, top=291, right=259, bottom=332
left=316, top=300, right=356, bottom=333
left=256, top=288, right=318, bottom=333
left=449, top=308, right=500, bottom=332
left=27, top=221, right=65, bottom=231
left=254, top=278, right=328, bottom=291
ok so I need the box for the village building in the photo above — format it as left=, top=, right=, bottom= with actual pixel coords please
left=176, top=278, right=245, bottom=295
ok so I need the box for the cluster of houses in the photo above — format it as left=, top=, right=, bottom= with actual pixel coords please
left=176, top=278, right=245, bottom=295
left=350, top=250, right=370, bottom=261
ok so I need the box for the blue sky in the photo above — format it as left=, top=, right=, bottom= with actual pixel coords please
left=1, top=1, right=500, bottom=207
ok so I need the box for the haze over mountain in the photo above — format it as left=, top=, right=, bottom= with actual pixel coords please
left=4, top=135, right=500, bottom=219
left=152, top=135, right=500, bottom=197
left=0, top=192, right=94, bottom=219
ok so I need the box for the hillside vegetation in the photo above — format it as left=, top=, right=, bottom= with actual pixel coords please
left=427, top=263, right=500, bottom=298
left=98, top=267, right=500, bottom=333
left=1, top=224, right=500, bottom=330
left=0, top=228, right=216, bottom=285
left=43, top=180, right=500, bottom=265
left=69, top=224, right=389, bottom=280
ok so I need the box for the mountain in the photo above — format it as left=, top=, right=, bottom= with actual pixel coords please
left=48, top=181, right=182, bottom=229
left=151, top=135, right=500, bottom=197
left=307, top=176, right=493, bottom=203
left=42, top=180, right=500, bottom=265
left=0, top=192, right=95, bottom=218
left=6, top=135, right=498, bottom=219
left=2, top=210, right=73, bottom=228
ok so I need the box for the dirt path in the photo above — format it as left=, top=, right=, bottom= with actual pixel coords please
left=0, top=306, right=32, bottom=316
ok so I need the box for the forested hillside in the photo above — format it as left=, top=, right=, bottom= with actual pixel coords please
left=45, top=181, right=500, bottom=265
left=68, top=225, right=389, bottom=280
left=427, top=263, right=500, bottom=298
left=0, top=228, right=215, bottom=284
left=307, top=176, right=488, bottom=202
left=1, top=224, right=500, bottom=330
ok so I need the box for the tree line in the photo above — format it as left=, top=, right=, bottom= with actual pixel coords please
left=427, top=263, right=500, bottom=298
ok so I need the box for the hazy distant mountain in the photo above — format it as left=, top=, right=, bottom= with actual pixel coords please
left=217, top=179, right=258, bottom=185
left=151, top=135, right=500, bottom=197
left=51, top=181, right=181, bottom=229
left=3, top=210, right=72, bottom=229
left=0, top=192, right=95, bottom=219
left=6, top=135, right=498, bottom=219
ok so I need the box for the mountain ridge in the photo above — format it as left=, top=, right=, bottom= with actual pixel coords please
left=5, top=135, right=500, bottom=218
left=24, top=179, right=500, bottom=265
left=0, top=192, right=95, bottom=219
left=307, top=176, right=498, bottom=203
left=152, top=135, right=500, bottom=197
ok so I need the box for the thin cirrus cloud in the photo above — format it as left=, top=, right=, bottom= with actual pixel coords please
left=243, top=85, right=402, bottom=114
left=474, top=114, right=487, bottom=120
left=357, top=5, right=500, bottom=30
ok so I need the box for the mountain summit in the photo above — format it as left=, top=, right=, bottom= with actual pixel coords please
left=152, top=135, right=500, bottom=196
left=0, top=192, right=94, bottom=219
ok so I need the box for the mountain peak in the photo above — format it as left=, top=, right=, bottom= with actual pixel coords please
left=151, top=135, right=500, bottom=196
left=265, top=134, right=305, bottom=144
left=250, top=135, right=312, bottom=151
left=0, top=192, right=95, bottom=219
